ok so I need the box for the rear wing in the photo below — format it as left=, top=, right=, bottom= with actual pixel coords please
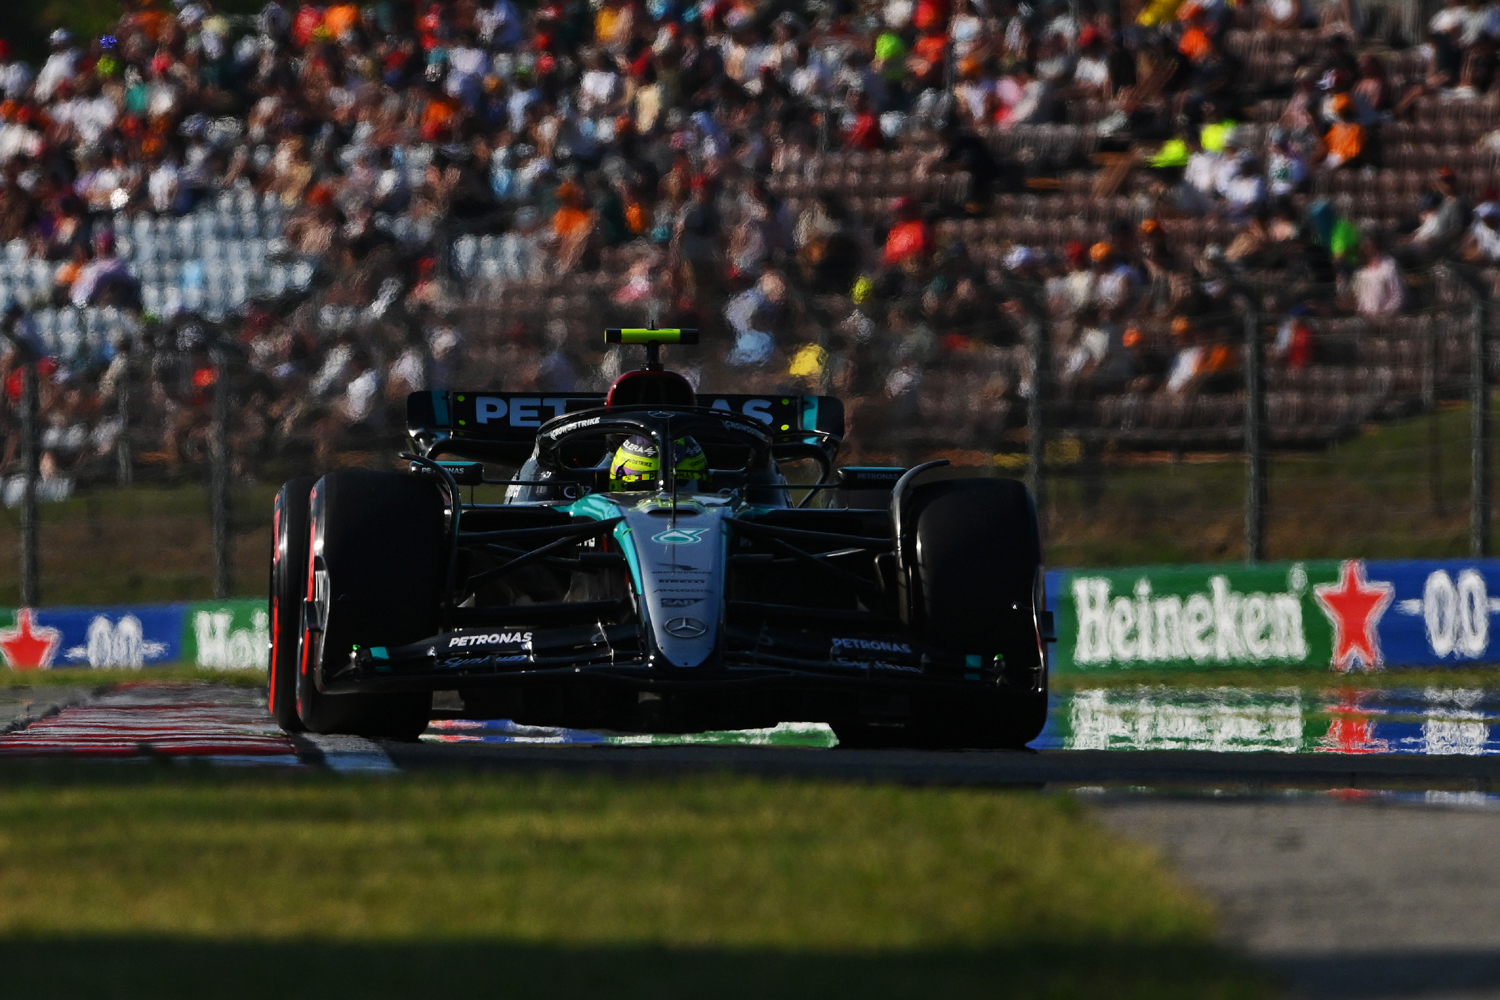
left=407, top=390, right=844, bottom=465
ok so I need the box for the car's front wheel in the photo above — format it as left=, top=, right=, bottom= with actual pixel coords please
left=295, top=470, right=443, bottom=740
left=835, top=477, right=1048, bottom=751
left=909, top=477, right=1047, bottom=749
left=268, top=477, right=316, bottom=733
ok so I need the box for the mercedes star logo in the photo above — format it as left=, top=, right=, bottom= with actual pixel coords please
left=664, top=616, right=708, bottom=638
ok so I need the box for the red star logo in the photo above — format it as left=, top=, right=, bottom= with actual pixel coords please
left=0, top=608, right=62, bottom=670
left=1313, top=560, right=1394, bottom=672
left=1315, top=690, right=1390, bottom=753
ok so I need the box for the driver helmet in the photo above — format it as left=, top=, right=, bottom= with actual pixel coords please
left=608, top=435, right=708, bottom=491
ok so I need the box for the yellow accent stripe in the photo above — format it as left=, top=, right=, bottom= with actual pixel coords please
left=614, top=328, right=683, bottom=343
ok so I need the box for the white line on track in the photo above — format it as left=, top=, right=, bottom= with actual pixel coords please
left=301, top=733, right=400, bottom=772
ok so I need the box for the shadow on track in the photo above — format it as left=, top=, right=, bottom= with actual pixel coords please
left=0, top=938, right=1271, bottom=1000
left=386, top=741, right=1500, bottom=792
left=1265, top=950, right=1500, bottom=998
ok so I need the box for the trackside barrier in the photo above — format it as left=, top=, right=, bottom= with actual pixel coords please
left=1046, top=559, right=1500, bottom=674
left=1, top=560, right=1499, bottom=673
left=0, top=600, right=265, bottom=670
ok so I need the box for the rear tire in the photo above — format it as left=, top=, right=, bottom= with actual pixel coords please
left=267, top=477, right=316, bottom=733
left=296, top=470, right=443, bottom=740
left=835, top=478, right=1047, bottom=750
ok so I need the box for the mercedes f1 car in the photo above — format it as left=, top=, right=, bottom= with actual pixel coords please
left=267, top=328, right=1051, bottom=747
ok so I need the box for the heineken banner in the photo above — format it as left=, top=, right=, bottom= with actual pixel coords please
left=0, top=558, right=1498, bottom=673
left=179, top=601, right=270, bottom=670
left=0, top=600, right=265, bottom=671
left=1047, top=559, right=1500, bottom=674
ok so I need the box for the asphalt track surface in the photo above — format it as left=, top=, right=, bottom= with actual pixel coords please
left=13, top=682, right=1500, bottom=791
left=1097, top=798, right=1500, bottom=1000
left=7, top=681, right=1500, bottom=999
left=387, top=736, right=1500, bottom=791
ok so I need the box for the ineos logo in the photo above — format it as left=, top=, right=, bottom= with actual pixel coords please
left=664, top=617, right=707, bottom=638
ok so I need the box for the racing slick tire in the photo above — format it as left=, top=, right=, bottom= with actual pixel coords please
left=835, top=477, right=1047, bottom=751
left=295, top=470, right=442, bottom=740
left=268, top=477, right=317, bottom=733
left=911, top=477, right=1047, bottom=749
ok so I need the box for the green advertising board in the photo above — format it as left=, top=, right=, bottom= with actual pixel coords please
left=1052, top=561, right=1344, bottom=675
left=180, top=600, right=268, bottom=671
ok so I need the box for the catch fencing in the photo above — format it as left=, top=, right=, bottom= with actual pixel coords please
left=0, top=234, right=1496, bottom=604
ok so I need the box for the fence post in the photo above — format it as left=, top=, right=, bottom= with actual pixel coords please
left=1026, top=303, right=1050, bottom=533
left=18, top=357, right=37, bottom=606
left=1425, top=313, right=1441, bottom=515
left=209, top=340, right=232, bottom=599
left=1244, top=296, right=1266, bottom=563
left=116, top=354, right=132, bottom=487
left=1472, top=294, right=1491, bottom=557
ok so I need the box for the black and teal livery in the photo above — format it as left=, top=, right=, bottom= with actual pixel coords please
left=267, top=332, right=1049, bottom=747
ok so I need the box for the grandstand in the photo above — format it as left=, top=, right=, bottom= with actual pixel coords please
left=0, top=0, right=1495, bottom=486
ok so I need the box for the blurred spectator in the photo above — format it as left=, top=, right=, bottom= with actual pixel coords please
left=1460, top=201, right=1500, bottom=262
left=1351, top=237, right=1405, bottom=316
left=725, top=271, right=787, bottom=367
left=1272, top=305, right=1315, bottom=369
left=674, top=177, right=721, bottom=299
left=1266, top=128, right=1308, bottom=197
left=1001, top=65, right=1055, bottom=125
left=551, top=180, right=595, bottom=272
left=1090, top=242, right=1138, bottom=312
left=69, top=230, right=137, bottom=309
left=1047, top=240, right=1094, bottom=318
left=1263, top=0, right=1314, bottom=29
left=1070, top=27, right=1114, bottom=99
left=1403, top=169, right=1469, bottom=257
left=923, top=116, right=1006, bottom=209
left=0, top=41, right=32, bottom=102
left=1352, top=54, right=1392, bottom=114
left=1280, top=66, right=1323, bottom=134
left=1061, top=307, right=1133, bottom=396
left=844, top=90, right=884, bottom=150
left=1179, top=129, right=1222, bottom=214
left=0, top=0, right=1485, bottom=479
left=1321, top=94, right=1366, bottom=169
left=882, top=197, right=932, bottom=269
left=1219, top=151, right=1267, bottom=218
left=1163, top=316, right=1235, bottom=395
left=33, top=29, right=77, bottom=103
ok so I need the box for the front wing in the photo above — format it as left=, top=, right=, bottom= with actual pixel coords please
left=326, top=622, right=1040, bottom=697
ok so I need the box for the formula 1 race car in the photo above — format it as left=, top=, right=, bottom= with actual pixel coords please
left=267, top=328, right=1051, bottom=747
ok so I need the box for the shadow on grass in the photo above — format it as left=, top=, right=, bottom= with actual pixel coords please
left=0, top=938, right=1273, bottom=1000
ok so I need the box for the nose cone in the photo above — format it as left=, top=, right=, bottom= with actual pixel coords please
left=618, top=505, right=723, bottom=668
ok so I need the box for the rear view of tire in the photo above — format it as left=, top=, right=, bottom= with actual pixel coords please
left=912, top=477, right=1046, bottom=748
left=296, top=470, right=444, bottom=740
left=268, top=477, right=316, bottom=733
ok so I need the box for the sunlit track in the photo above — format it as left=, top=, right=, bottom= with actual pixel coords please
left=11, top=684, right=1500, bottom=797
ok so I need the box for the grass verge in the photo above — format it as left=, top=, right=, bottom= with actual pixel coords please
left=0, top=767, right=1271, bottom=999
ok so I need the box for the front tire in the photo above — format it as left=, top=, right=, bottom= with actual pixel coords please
left=295, top=470, right=443, bottom=740
left=268, top=477, right=316, bottom=733
left=835, top=477, right=1047, bottom=750
left=909, top=477, right=1047, bottom=749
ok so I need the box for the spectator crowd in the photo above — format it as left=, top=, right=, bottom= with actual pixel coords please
left=0, top=0, right=1497, bottom=487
